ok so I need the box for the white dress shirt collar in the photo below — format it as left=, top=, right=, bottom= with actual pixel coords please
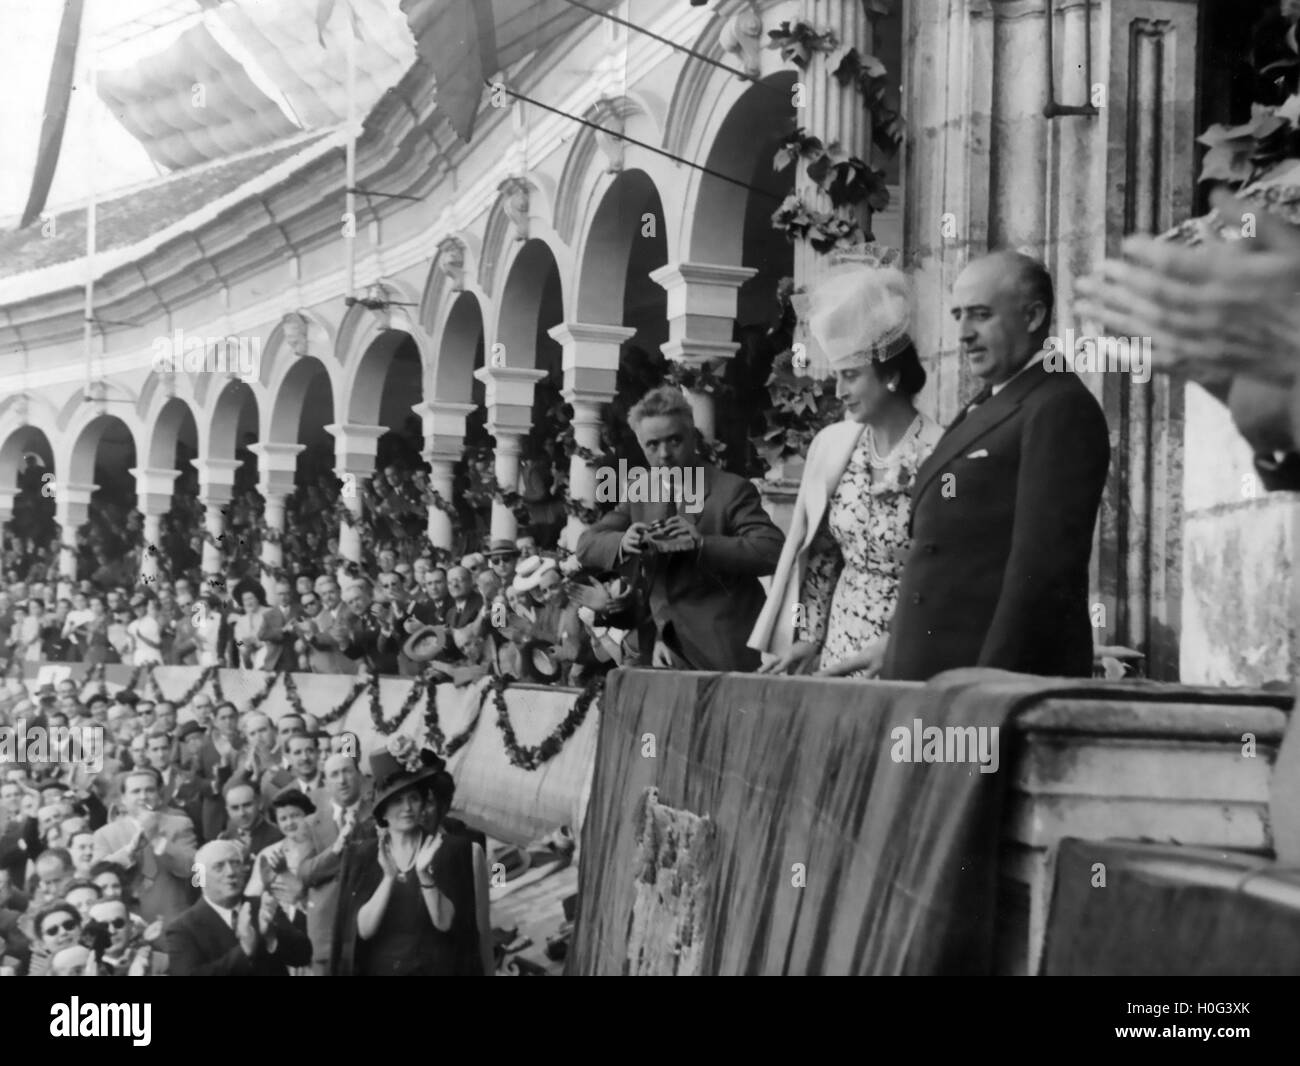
left=205, top=896, right=237, bottom=929
left=991, top=349, right=1046, bottom=396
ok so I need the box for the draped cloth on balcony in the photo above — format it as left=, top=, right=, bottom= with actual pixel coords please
left=568, top=667, right=1294, bottom=975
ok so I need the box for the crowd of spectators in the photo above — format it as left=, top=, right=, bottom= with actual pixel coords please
left=0, top=677, right=489, bottom=975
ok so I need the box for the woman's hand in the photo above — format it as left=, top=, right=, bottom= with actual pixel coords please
left=816, top=636, right=887, bottom=678
left=376, top=828, right=397, bottom=879
left=757, top=640, right=821, bottom=675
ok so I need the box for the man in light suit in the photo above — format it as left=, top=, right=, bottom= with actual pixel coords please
left=91, top=768, right=198, bottom=925
left=294, top=753, right=375, bottom=975
left=578, top=386, right=784, bottom=673
left=881, top=251, right=1110, bottom=681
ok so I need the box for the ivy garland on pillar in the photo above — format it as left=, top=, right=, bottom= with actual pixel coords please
left=767, top=8, right=904, bottom=253
left=753, top=278, right=840, bottom=466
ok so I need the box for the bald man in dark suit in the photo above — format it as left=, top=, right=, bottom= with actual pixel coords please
left=882, top=251, right=1110, bottom=681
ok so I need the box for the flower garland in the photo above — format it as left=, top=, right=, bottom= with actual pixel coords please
left=245, top=671, right=281, bottom=713
left=422, top=675, right=481, bottom=758
left=122, top=663, right=154, bottom=696
left=158, top=664, right=221, bottom=708
left=369, top=671, right=428, bottom=738
left=286, top=671, right=369, bottom=727
left=489, top=673, right=603, bottom=771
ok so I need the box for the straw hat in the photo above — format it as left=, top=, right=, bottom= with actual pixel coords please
left=512, top=556, right=558, bottom=594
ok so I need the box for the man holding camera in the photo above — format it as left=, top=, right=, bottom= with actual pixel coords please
left=330, top=579, right=402, bottom=675
left=577, top=386, right=784, bottom=672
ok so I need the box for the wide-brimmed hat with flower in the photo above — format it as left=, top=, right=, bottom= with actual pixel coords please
left=369, top=735, right=454, bottom=823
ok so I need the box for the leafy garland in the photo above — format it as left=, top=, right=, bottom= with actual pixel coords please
left=158, top=664, right=221, bottom=708
left=767, top=14, right=902, bottom=252
left=245, top=670, right=281, bottom=713
left=423, top=675, right=482, bottom=758
left=368, top=671, right=430, bottom=738
left=489, top=672, right=603, bottom=771
left=282, top=670, right=370, bottom=727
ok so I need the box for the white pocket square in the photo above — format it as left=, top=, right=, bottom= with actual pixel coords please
left=965, top=449, right=989, bottom=459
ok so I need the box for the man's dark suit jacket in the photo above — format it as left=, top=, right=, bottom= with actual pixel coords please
left=220, top=818, right=283, bottom=857
left=882, top=361, right=1110, bottom=681
left=166, top=896, right=312, bottom=976
left=577, top=464, right=784, bottom=672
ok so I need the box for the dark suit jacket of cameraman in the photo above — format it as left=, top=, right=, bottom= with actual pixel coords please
left=882, top=360, right=1110, bottom=681
left=577, top=463, right=784, bottom=673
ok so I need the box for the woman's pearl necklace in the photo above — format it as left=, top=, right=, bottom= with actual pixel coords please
left=864, top=414, right=922, bottom=468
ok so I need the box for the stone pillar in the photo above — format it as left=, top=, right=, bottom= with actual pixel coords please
left=548, top=322, right=634, bottom=543
left=55, top=483, right=96, bottom=582
left=129, top=467, right=179, bottom=587
left=474, top=366, right=546, bottom=544
left=191, top=458, right=242, bottom=579
left=325, top=423, right=387, bottom=564
left=414, top=401, right=475, bottom=553
left=248, top=443, right=304, bottom=598
left=648, top=262, right=756, bottom=441
left=794, top=0, right=874, bottom=375
left=903, top=0, right=994, bottom=424
left=988, top=0, right=1049, bottom=254
left=0, top=490, right=15, bottom=529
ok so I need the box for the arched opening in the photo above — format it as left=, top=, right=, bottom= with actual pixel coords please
left=150, top=398, right=200, bottom=578
left=693, top=71, right=798, bottom=476
left=442, top=293, right=490, bottom=554
left=497, top=239, right=566, bottom=546
left=577, top=169, right=671, bottom=474
left=272, top=356, right=337, bottom=567
left=69, top=415, right=138, bottom=586
left=351, top=331, right=428, bottom=557
left=0, top=427, right=56, bottom=584
left=210, top=382, right=260, bottom=577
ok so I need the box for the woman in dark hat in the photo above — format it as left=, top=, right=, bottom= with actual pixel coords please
left=330, top=737, right=484, bottom=975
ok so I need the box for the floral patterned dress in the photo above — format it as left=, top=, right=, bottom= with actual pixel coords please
left=797, top=414, right=943, bottom=675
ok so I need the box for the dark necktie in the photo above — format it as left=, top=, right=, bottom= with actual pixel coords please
left=966, top=385, right=994, bottom=411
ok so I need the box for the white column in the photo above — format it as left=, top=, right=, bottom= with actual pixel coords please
left=191, top=458, right=243, bottom=580
left=55, top=483, right=96, bottom=582
left=549, top=322, right=634, bottom=543
left=795, top=0, right=874, bottom=343
left=648, top=262, right=755, bottom=442
left=324, top=423, right=387, bottom=565
left=129, top=467, right=180, bottom=587
left=474, top=366, right=546, bottom=545
left=414, top=401, right=475, bottom=553
left=989, top=0, right=1049, bottom=254
left=248, top=442, right=304, bottom=597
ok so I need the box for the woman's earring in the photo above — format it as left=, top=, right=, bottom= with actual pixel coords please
left=886, top=381, right=898, bottom=393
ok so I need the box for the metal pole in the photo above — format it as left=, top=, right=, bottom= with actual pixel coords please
left=83, top=34, right=97, bottom=395
left=345, top=0, right=356, bottom=298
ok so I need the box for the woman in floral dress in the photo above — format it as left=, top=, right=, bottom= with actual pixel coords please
left=751, top=260, right=942, bottom=677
